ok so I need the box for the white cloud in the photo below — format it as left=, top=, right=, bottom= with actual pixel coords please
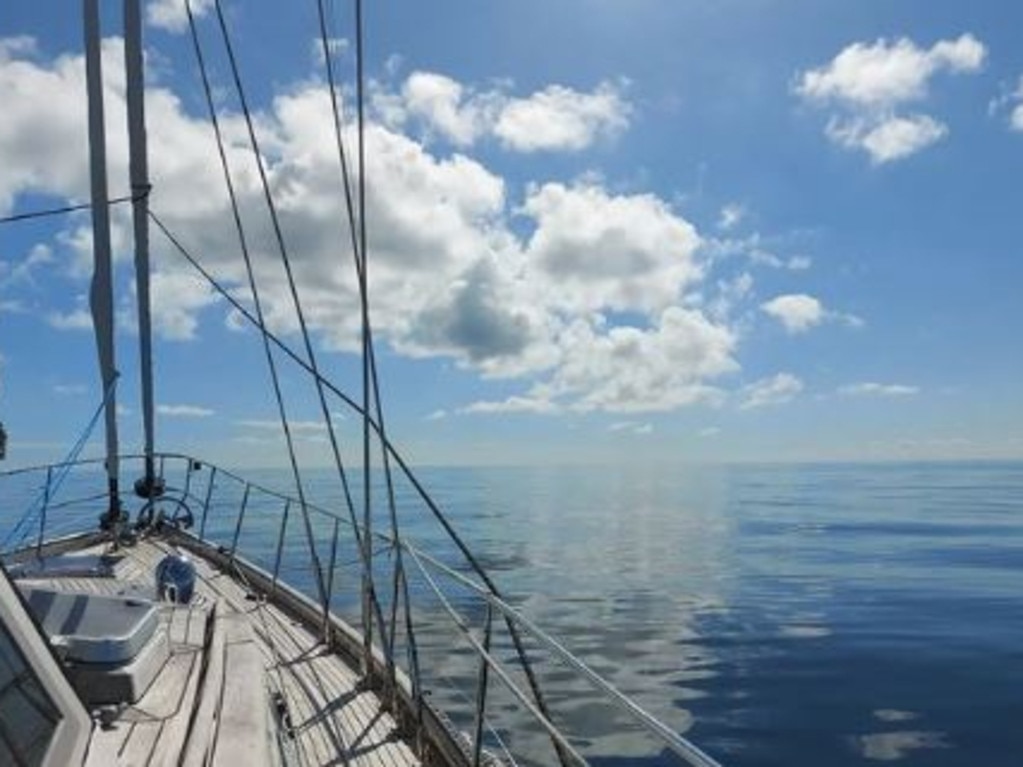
left=797, top=34, right=985, bottom=108
left=311, top=37, right=348, bottom=67
left=761, top=294, right=824, bottom=333
left=384, top=72, right=630, bottom=153
left=426, top=409, right=447, bottom=421
left=146, top=0, right=214, bottom=33
left=717, top=203, right=745, bottom=231
left=796, top=34, right=986, bottom=162
left=740, top=373, right=803, bottom=410
left=705, top=232, right=811, bottom=272
left=826, top=114, right=947, bottom=165
left=608, top=421, right=653, bottom=435
left=461, top=396, right=559, bottom=415
left=838, top=382, right=919, bottom=397
left=993, top=76, right=1023, bottom=133
left=522, top=182, right=702, bottom=315
left=705, top=271, right=753, bottom=323
left=0, top=36, right=738, bottom=418
left=497, top=308, right=737, bottom=415
left=157, top=403, right=214, bottom=417
left=0, top=37, right=36, bottom=60
left=399, top=71, right=496, bottom=146
left=761, top=293, right=861, bottom=333
left=47, top=308, right=93, bottom=331
left=698, top=426, right=721, bottom=437
left=148, top=271, right=220, bottom=341
left=493, top=81, right=631, bottom=152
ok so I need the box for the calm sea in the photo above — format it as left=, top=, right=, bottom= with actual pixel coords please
left=2, top=460, right=1021, bottom=766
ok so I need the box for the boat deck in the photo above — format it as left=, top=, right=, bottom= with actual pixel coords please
left=18, top=537, right=421, bottom=767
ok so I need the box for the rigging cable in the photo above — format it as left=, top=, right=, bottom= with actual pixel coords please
left=183, top=3, right=392, bottom=668
left=212, top=0, right=349, bottom=614
left=185, top=0, right=330, bottom=615
left=151, top=209, right=573, bottom=762
left=313, top=4, right=560, bottom=752
left=315, top=0, right=413, bottom=700
left=0, top=195, right=134, bottom=226
left=2, top=375, right=118, bottom=552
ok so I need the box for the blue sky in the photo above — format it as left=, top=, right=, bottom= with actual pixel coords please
left=0, top=0, right=1021, bottom=468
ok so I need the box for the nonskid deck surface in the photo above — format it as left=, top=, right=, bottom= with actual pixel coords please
left=19, top=538, right=421, bottom=767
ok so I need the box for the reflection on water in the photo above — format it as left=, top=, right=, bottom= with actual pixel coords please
left=3, top=460, right=1022, bottom=765
left=852, top=731, right=950, bottom=762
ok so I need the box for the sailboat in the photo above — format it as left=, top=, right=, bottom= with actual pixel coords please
left=0, top=2, right=722, bottom=766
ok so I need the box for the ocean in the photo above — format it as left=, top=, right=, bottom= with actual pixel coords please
left=2, top=459, right=1021, bottom=766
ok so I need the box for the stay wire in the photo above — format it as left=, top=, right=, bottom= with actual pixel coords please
left=199, top=0, right=393, bottom=653
left=187, top=0, right=328, bottom=611
left=0, top=193, right=137, bottom=226
left=212, top=0, right=351, bottom=612
left=353, top=0, right=376, bottom=677
left=315, top=0, right=412, bottom=697
left=2, top=375, right=118, bottom=551
left=151, top=209, right=566, bottom=759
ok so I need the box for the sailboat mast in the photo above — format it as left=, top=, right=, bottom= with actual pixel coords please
left=83, top=0, right=120, bottom=512
left=123, top=0, right=157, bottom=488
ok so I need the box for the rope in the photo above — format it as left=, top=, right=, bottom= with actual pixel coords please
left=212, top=0, right=357, bottom=618
left=150, top=208, right=569, bottom=761
left=184, top=0, right=328, bottom=615
left=0, top=195, right=134, bottom=226
left=2, top=375, right=118, bottom=552
left=315, top=0, right=412, bottom=702
left=183, top=1, right=393, bottom=677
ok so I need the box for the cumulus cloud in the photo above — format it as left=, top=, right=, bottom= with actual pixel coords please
left=0, top=35, right=741, bottom=417
left=493, top=81, right=631, bottom=152
left=797, top=34, right=985, bottom=108
left=523, top=182, right=701, bottom=314
left=838, top=382, right=919, bottom=397
left=149, top=271, right=220, bottom=341
left=761, top=293, right=861, bottom=333
left=796, top=34, right=986, bottom=163
left=383, top=72, right=630, bottom=153
left=398, top=71, right=497, bottom=146
left=740, top=373, right=803, bottom=410
left=468, top=308, right=737, bottom=414
left=146, top=0, right=214, bottom=33
left=826, top=114, right=947, bottom=164
left=761, top=294, right=824, bottom=333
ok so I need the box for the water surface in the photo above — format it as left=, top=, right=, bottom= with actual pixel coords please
left=3, top=460, right=1020, bottom=766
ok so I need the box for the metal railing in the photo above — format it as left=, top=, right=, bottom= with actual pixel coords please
left=0, top=452, right=722, bottom=767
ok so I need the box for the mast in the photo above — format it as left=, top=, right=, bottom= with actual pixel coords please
left=83, top=0, right=121, bottom=516
left=123, top=0, right=160, bottom=494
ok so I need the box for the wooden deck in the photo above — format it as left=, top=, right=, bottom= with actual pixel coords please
left=18, top=538, right=421, bottom=767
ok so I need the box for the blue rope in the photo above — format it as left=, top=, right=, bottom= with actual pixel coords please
left=2, top=376, right=118, bottom=552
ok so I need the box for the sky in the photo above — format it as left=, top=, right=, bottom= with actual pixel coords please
left=0, top=0, right=1021, bottom=469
